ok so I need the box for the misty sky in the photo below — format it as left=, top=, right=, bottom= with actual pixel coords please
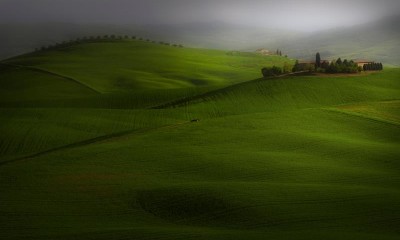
left=1, top=0, right=399, bottom=31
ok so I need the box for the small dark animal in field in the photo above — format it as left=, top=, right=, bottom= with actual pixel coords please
left=191, top=119, right=200, bottom=122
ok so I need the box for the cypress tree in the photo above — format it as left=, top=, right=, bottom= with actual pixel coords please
left=316, top=52, right=321, bottom=68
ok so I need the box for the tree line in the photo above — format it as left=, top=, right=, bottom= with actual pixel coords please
left=261, top=52, right=383, bottom=78
left=291, top=52, right=383, bottom=74
left=318, top=58, right=360, bottom=73
left=363, top=62, right=383, bottom=71
left=34, top=35, right=184, bottom=52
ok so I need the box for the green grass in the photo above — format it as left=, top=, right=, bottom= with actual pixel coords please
left=0, top=40, right=399, bottom=240
left=3, top=40, right=292, bottom=93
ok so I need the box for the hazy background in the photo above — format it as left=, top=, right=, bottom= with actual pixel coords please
left=1, top=0, right=399, bottom=63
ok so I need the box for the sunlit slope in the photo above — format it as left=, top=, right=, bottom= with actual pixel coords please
left=2, top=40, right=291, bottom=93
left=1, top=76, right=399, bottom=239
left=170, top=69, right=400, bottom=117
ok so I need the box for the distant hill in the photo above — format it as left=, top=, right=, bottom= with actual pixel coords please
left=277, top=15, right=400, bottom=65
left=1, top=15, right=399, bottom=64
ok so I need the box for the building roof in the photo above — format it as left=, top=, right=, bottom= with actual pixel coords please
left=298, top=60, right=315, bottom=64
left=354, top=59, right=374, bottom=63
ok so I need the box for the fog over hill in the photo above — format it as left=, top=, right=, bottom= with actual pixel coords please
left=1, top=0, right=399, bottom=62
left=276, top=15, right=400, bottom=64
left=1, top=15, right=399, bottom=64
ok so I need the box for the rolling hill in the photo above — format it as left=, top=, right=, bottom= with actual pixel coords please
left=0, top=39, right=399, bottom=240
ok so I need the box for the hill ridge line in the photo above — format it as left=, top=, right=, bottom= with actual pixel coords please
left=151, top=71, right=309, bottom=109
left=0, top=121, right=190, bottom=167
left=324, top=107, right=400, bottom=127
left=0, top=62, right=101, bottom=94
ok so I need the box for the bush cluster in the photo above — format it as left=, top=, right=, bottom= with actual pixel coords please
left=261, top=66, right=282, bottom=77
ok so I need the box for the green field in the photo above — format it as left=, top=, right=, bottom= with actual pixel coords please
left=0, top=39, right=399, bottom=240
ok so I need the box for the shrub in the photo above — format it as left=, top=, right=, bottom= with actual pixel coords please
left=262, top=66, right=283, bottom=77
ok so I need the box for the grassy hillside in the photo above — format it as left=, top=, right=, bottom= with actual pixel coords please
left=3, top=39, right=291, bottom=93
left=0, top=41, right=399, bottom=240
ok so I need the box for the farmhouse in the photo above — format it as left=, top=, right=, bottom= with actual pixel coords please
left=256, top=48, right=271, bottom=55
left=354, top=59, right=374, bottom=67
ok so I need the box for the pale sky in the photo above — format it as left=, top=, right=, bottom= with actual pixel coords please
left=0, top=0, right=399, bottom=31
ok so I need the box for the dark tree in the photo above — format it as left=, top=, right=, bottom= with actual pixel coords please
left=321, top=61, right=329, bottom=69
left=262, top=66, right=282, bottom=77
left=316, top=52, right=321, bottom=68
left=327, top=62, right=337, bottom=73
left=336, top=58, right=342, bottom=65
left=292, top=60, right=300, bottom=72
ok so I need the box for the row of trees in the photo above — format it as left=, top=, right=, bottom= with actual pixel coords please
left=317, top=52, right=383, bottom=73
left=261, top=52, right=384, bottom=78
left=323, top=58, right=360, bottom=73
left=315, top=52, right=360, bottom=73
left=34, top=35, right=184, bottom=52
left=292, top=52, right=384, bottom=74
left=363, top=62, right=383, bottom=71
left=292, top=58, right=362, bottom=74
